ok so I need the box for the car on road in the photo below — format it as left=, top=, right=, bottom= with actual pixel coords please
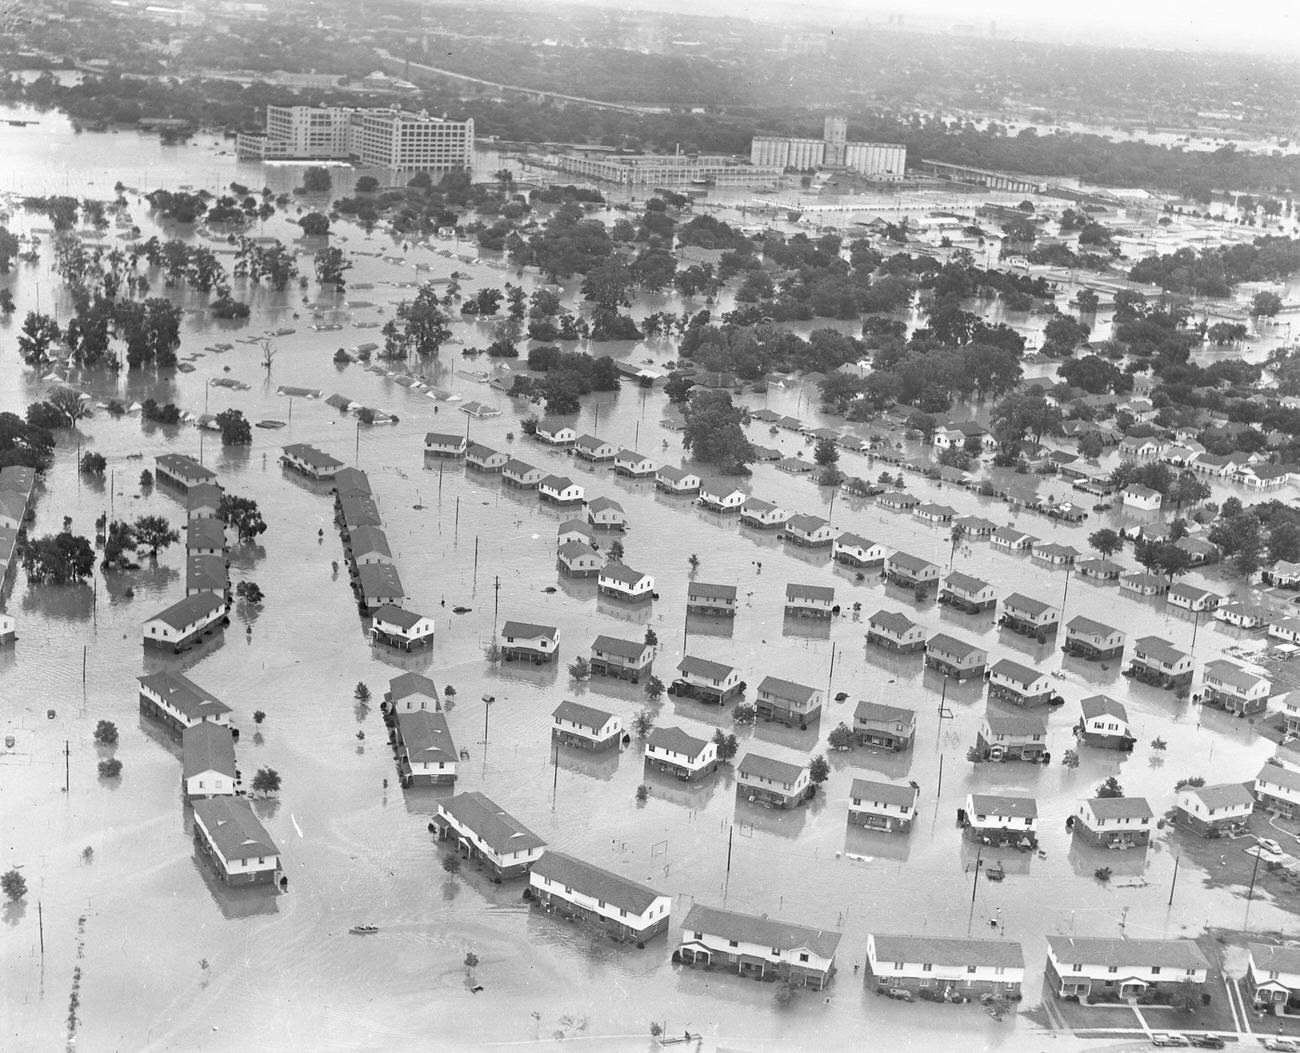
left=1258, top=838, right=1284, bottom=855
left=1263, top=1039, right=1300, bottom=1052
left=1151, top=1035, right=1189, bottom=1048
left=1189, top=1036, right=1225, bottom=1050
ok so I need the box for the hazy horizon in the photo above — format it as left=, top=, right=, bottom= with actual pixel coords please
left=561, top=0, right=1300, bottom=57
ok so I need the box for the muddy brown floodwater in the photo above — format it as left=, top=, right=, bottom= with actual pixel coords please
left=1, top=104, right=1299, bottom=1053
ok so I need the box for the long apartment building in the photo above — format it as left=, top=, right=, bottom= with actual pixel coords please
left=750, top=115, right=906, bottom=178
left=553, top=151, right=783, bottom=188
left=236, top=106, right=474, bottom=170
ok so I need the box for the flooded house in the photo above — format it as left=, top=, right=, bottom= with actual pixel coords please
left=1126, top=636, right=1192, bottom=690
left=986, top=658, right=1056, bottom=708
left=853, top=701, right=916, bottom=750
left=1121, top=484, right=1163, bottom=511
left=655, top=465, right=701, bottom=494
left=556, top=519, right=596, bottom=548
left=347, top=526, right=394, bottom=567
left=534, top=418, right=578, bottom=446
left=1032, top=542, right=1079, bottom=567
left=954, top=515, right=996, bottom=537
left=1266, top=560, right=1300, bottom=589
left=999, top=593, right=1059, bottom=637
left=1271, top=616, right=1300, bottom=645
left=330, top=467, right=371, bottom=500
left=784, top=582, right=834, bottom=618
left=885, top=552, right=940, bottom=589
left=192, top=797, right=280, bottom=887
left=1246, top=944, right=1300, bottom=1010
left=848, top=779, right=919, bottom=833
left=465, top=442, right=508, bottom=473
left=186, top=482, right=223, bottom=521
left=1215, top=601, right=1272, bottom=630
left=423, top=431, right=467, bottom=458
left=924, top=633, right=987, bottom=680
left=677, top=905, right=842, bottom=988
left=687, top=581, right=738, bottom=617
left=1120, top=571, right=1168, bottom=597
left=961, top=793, right=1038, bottom=847
left=1071, top=797, right=1153, bottom=848
left=1075, top=557, right=1123, bottom=581
left=1075, top=696, right=1135, bottom=751
left=155, top=452, right=218, bottom=493
left=866, top=610, right=926, bottom=653
left=355, top=563, right=405, bottom=610
left=833, top=532, right=886, bottom=567
left=538, top=475, right=585, bottom=506
left=613, top=449, right=656, bottom=478
left=368, top=604, right=435, bottom=650
left=586, top=496, right=627, bottom=531
left=551, top=700, right=622, bottom=751
left=755, top=676, right=823, bottom=728
left=597, top=562, right=654, bottom=602
left=990, top=527, right=1036, bottom=552
left=866, top=935, right=1025, bottom=998
left=739, top=497, right=788, bottom=529
left=1255, top=762, right=1300, bottom=817
left=737, top=752, right=810, bottom=808
left=500, top=621, right=559, bottom=663
left=1064, top=616, right=1126, bottom=661
left=142, top=592, right=228, bottom=652
left=877, top=490, right=920, bottom=512
left=394, top=710, right=456, bottom=786
left=1283, top=692, right=1300, bottom=736
left=975, top=712, right=1047, bottom=762
left=1044, top=937, right=1208, bottom=1000
left=0, top=491, right=23, bottom=531
left=1167, top=582, right=1221, bottom=613
left=529, top=851, right=672, bottom=942
left=502, top=458, right=545, bottom=489
left=384, top=672, right=441, bottom=713
left=913, top=501, right=956, bottom=524
left=432, top=791, right=547, bottom=880
left=557, top=540, right=601, bottom=577
left=573, top=433, right=617, bottom=462
left=644, top=726, right=718, bottom=781
left=590, top=635, right=654, bottom=681
left=674, top=655, right=743, bottom=703
left=336, top=493, right=382, bottom=536
left=185, top=554, right=230, bottom=601
left=939, top=571, right=996, bottom=613
left=185, top=517, right=227, bottom=557
left=1200, top=659, right=1271, bottom=715
left=280, top=443, right=343, bottom=480
left=1173, top=782, right=1254, bottom=836
left=181, top=723, right=238, bottom=799
left=783, top=514, right=834, bottom=547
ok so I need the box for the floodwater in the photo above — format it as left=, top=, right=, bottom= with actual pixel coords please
left=1, top=109, right=1299, bottom=1053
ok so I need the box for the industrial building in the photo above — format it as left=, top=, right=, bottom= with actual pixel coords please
left=552, top=151, right=783, bottom=188
left=750, top=115, right=906, bottom=179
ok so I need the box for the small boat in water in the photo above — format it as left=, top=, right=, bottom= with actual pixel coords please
left=349, top=924, right=379, bottom=935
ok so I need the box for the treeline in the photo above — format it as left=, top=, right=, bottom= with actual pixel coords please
left=1127, top=236, right=1300, bottom=296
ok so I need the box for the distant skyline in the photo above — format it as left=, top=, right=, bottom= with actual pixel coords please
left=568, top=0, right=1300, bottom=57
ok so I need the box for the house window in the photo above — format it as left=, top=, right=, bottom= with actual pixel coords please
left=729, top=940, right=739, bottom=948
left=1071, top=965, right=1082, bottom=973
left=1151, top=967, right=1161, bottom=975
left=966, top=966, right=976, bottom=974
left=1107, top=966, right=1117, bottom=974
left=799, top=953, right=809, bottom=963
left=921, top=964, right=932, bottom=973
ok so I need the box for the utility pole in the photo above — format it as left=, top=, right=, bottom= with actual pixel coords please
left=826, top=643, right=836, bottom=702
left=473, top=535, right=479, bottom=582
left=1168, top=855, right=1180, bottom=907
left=1189, top=608, right=1202, bottom=660
left=493, top=576, right=500, bottom=638
left=38, top=900, right=44, bottom=960
left=355, top=420, right=360, bottom=465
left=552, top=740, right=559, bottom=798
left=438, top=458, right=444, bottom=498
left=481, top=695, right=494, bottom=746
left=64, top=739, right=70, bottom=793
left=936, top=754, right=944, bottom=799
left=454, top=496, right=460, bottom=537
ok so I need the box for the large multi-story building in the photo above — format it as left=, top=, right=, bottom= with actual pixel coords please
left=236, top=106, right=475, bottom=171
left=750, top=116, right=906, bottom=179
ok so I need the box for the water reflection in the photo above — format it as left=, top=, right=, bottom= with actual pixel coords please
left=781, top=616, right=831, bottom=641
left=556, top=744, right=620, bottom=783
left=640, top=764, right=722, bottom=810
left=751, top=720, right=820, bottom=753
left=190, top=855, right=281, bottom=920
left=19, top=581, right=94, bottom=621
left=685, top=613, right=734, bottom=640
left=733, top=795, right=809, bottom=839
left=1067, top=837, right=1153, bottom=880
left=843, top=824, right=914, bottom=863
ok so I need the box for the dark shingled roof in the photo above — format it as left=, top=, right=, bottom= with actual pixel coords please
left=683, top=903, right=842, bottom=959
left=532, top=851, right=665, bottom=915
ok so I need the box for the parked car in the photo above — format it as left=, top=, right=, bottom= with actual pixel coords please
left=1189, top=1037, right=1225, bottom=1050
left=1263, top=1039, right=1299, bottom=1052
left=880, top=987, right=913, bottom=1001
left=1258, top=838, right=1283, bottom=855
left=1150, top=1036, right=1188, bottom=1048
